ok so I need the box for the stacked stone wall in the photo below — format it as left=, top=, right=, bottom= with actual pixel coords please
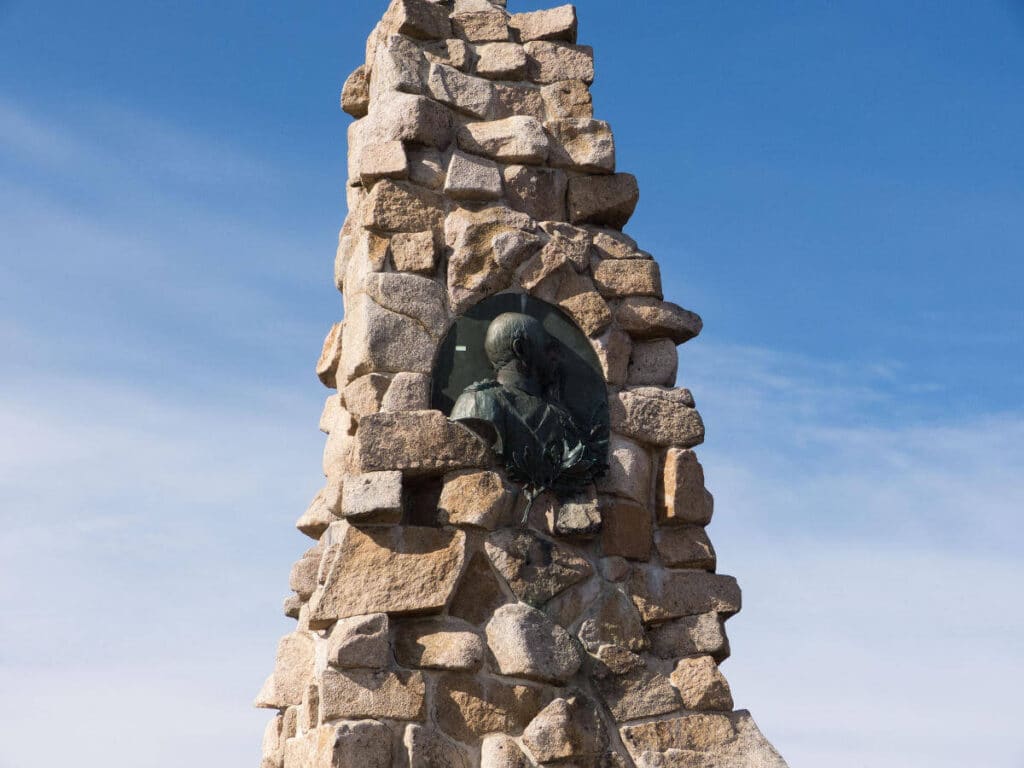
left=257, top=2, right=788, bottom=766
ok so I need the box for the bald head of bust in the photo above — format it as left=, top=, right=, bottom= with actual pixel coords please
left=484, top=312, right=551, bottom=375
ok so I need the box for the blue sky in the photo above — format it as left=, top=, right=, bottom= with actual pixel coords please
left=0, top=2, right=1021, bottom=767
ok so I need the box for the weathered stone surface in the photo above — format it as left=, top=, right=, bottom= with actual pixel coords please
left=339, top=228, right=389, bottom=293
left=480, top=735, right=531, bottom=768
left=317, top=322, right=344, bottom=389
left=369, top=91, right=453, bottom=147
left=475, top=42, right=527, bottom=79
left=619, top=711, right=788, bottom=768
left=510, top=6, right=578, bottom=43
left=369, top=34, right=427, bottom=102
left=408, top=148, right=448, bottom=189
left=525, top=41, right=594, bottom=84
left=523, top=696, right=607, bottom=762
left=485, top=603, right=582, bottom=683
left=341, top=66, right=370, bottom=118
left=610, top=388, right=705, bottom=449
left=518, top=239, right=572, bottom=299
left=297, top=489, right=337, bottom=540
left=255, top=631, right=316, bottom=708
left=617, top=297, right=703, bottom=344
left=344, top=373, right=391, bottom=419
left=452, top=0, right=510, bottom=42
left=596, top=433, right=651, bottom=505
left=341, top=471, right=403, bottom=524
left=363, top=179, right=445, bottom=234
left=433, top=673, right=549, bottom=745
left=593, top=259, right=662, bottom=299
left=655, top=526, right=716, bottom=571
left=283, top=593, right=302, bottom=620
left=438, top=470, right=516, bottom=530
left=547, top=119, right=615, bottom=173
left=390, top=231, right=437, bottom=275
left=591, top=645, right=681, bottom=723
left=588, top=227, right=641, bottom=259
left=485, top=528, right=593, bottom=606
left=660, top=448, right=714, bottom=525
left=289, top=545, right=323, bottom=600
left=578, top=588, right=647, bottom=653
left=648, top=613, right=729, bottom=661
left=260, top=712, right=284, bottom=768
left=541, top=79, right=593, bottom=119
left=458, top=116, right=549, bottom=164
left=671, top=656, right=734, bottom=711
left=445, top=150, right=503, bottom=200
left=492, top=82, right=547, bottom=120
left=405, top=725, right=472, bottom=768
left=600, top=555, right=631, bottom=582
left=548, top=486, right=602, bottom=538
left=320, top=667, right=426, bottom=721
left=502, top=164, right=567, bottom=222
left=360, top=141, right=409, bottom=186
left=339, top=294, right=434, bottom=382
left=395, top=618, right=485, bottom=671
left=628, top=568, right=741, bottom=623
left=600, top=497, right=652, bottom=561
left=543, top=575, right=601, bottom=629
left=628, top=338, right=678, bottom=386
left=556, top=280, right=611, bottom=337
left=383, top=0, right=452, bottom=40
left=351, top=411, right=492, bottom=474
left=568, top=173, right=639, bottom=229
left=381, top=372, right=431, bottom=412
left=320, top=392, right=344, bottom=434
left=428, top=63, right=496, bottom=118
left=333, top=720, right=394, bottom=768
left=449, top=551, right=510, bottom=626
left=309, top=522, right=466, bottom=622
left=592, top=327, right=632, bottom=386
left=326, top=613, right=390, bottom=669
left=424, top=38, right=472, bottom=71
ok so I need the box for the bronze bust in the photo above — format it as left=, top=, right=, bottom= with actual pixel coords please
left=451, top=312, right=609, bottom=519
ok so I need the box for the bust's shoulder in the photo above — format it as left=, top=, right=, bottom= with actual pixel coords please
left=451, top=380, right=505, bottom=422
left=464, top=379, right=500, bottom=393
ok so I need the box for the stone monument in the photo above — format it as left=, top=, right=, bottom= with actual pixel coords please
left=256, top=2, right=789, bottom=766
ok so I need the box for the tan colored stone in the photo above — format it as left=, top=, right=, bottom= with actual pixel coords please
left=510, top=6, right=578, bottom=43
left=319, top=393, right=343, bottom=434
left=433, top=673, right=550, bottom=745
left=322, top=409, right=356, bottom=477
left=655, top=526, right=716, bottom=570
left=475, top=42, right=527, bottom=79
left=445, top=150, right=503, bottom=200
left=428, top=63, right=496, bottom=118
left=540, top=221, right=591, bottom=269
left=600, top=497, right=652, bottom=561
left=395, top=618, right=485, bottom=671
left=480, top=735, right=531, bottom=768
left=557, top=284, right=611, bottom=337
left=600, top=555, right=631, bottom=582
left=458, top=116, right=550, bottom=164
left=550, top=487, right=603, bottom=538
left=593, top=259, right=662, bottom=299
left=591, top=328, right=632, bottom=386
left=547, top=119, right=615, bottom=173
left=320, top=667, right=426, bottom=721
left=370, top=34, right=427, bottom=102
left=383, top=0, right=452, bottom=40
left=381, top=372, right=431, bottom=412
left=316, top=322, right=344, bottom=389
left=368, top=91, right=453, bottom=148
left=449, top=551, right=510, bottom=626
left=541, top=79, right=593, bottom=119
left=260, top=712, right=284, bottom=768
left=452, top=0, right=510, bottom=42
left=283, top=594, right=302, bottom=620
left=326, top=613, right=390, bottom=669
left=351, top=410, right=492, bottom=474
left=610, top=388, right=705, bottom=448
left=523, top=696, right=606, bottom=762
left=341, top=471, right=403, bottom=524
left=343, top=373, right=391, bottom=419
left=619, top=711, right=788, bottom=768
left=363, top=272, right=448, bottom=337
left=628, top=338, right=678, bottom=386
left=297, top=489, right=338, bottom=540
left=333, top=720, right=394, bottom=768
left=485, top=528, right=593, bottom=606
left=628, top=567, right=741, bottom=623
left=407, top=148, right=447, bottom=189
left=543, top=574, right=601, bottom=629
left=438, top=470, right=516, bottom=530
left=588, top=227, right=641, bottom=259
left=649, top=613, right=730, bottom=662
left=289, top=545, right=323, bottom=600
left=424, top=38, right=472, bottom=71
left=591, top=645, right=681, bottom=723
left=525, top=41, right=594, bottom=84
left=255, top=631, right=316, bottom=709
left=363, top=179, right=445, bottom=234
left=568, top=173, right=639, bottom=229
left=405, top=725, right=472, bottom=768
left=390, top=231, right=437, bottom=275
left=578, top=588, right=647, bottom=653
left=659, top=448, right=714, bottom=525
left=339, top=229, right=389, bottom=296
left=596, top=433, right=651, bottom=505
left=518, top=240, right=571, bottom=299
left=485, top=602, right=582, bottom=683
left=502, top=165, right=568, bottom=222
left=308, top=522, right=466, bottom=623
left=671, top=656, right=734, bottom=711
left=492, top=82, right=547, bottom=120
left=341, top=66, right=370, bottom=118
left=617, top=297, right=704, bottom=344
left=339, top=294, right=435, bottom=382
left=300, top=682, right=320, bottom=731
left=360, top=141, right=408, bottom=186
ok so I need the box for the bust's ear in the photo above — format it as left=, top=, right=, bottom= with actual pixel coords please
left=511, top=336, right=527, bottom=359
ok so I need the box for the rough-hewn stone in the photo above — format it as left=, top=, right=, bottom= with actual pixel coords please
left=492, top=82, right=547, bottom=120
left=368, top=91, right=453, bottom=147
left=351, top=411, right=492, bottom=475
left=405, top=725, right=472, bottom=768
left=395, top=618, right=485, bottom=671
left=547, top=119, right=615, bottom=173
left=485, top=528, right=593, bottom=606
left=541, top=79, right=593, bottom=119
left=510, top=6, right=578, bottom=43
left=591, top=645, right=681, bottom=723
left=316, top=322, right=344, bottom=389
left=320, top=667, right=426, bottom=721
left=339, top=294, right=434, bottom=382
left=255, top=631, right=316, bottom=709
left=628, top=338, right=679, bottom=386
left=610, top=388, right=705, bottom=448
left=619, top=712, right=788, bottom=768
left=655, top=526, right=717, bottom=570
left=390, top=230, right=437, bottom=275
left=475, top=42, right=527, bottom=79
left=671, top=656, right=734, bottom=711
left=502, top=164, right=568, bottom=221
left=383, top=0, right=452, bottom=40
left=341, top=66, right=370, bottom=118
left=381, top=372, right=431, bottom=412
left=438, top=470, right=516, bottom=529
left=360, top=141, right=409, bottom=186
left=424, top=38, right=473, bottom=71
left=592, top=327, right=632, bottom=386
left=449, top=551, right=510, bottom=626
left=428, top=63, right=496, bottom=118
left=480, top=735, right=531, bottom=768
left=433, top=673, right=549, bottom=745
left=452, top=0, right=510, bottom=43
left=617, top=297, right=704, bottom=344
left=628, top=568, right=741, bottom=623
left=289, top=545, right=323, bottom=600
left=568, top=173, right=639, bottom=229
left=596, top=433, right=651, bottom=505
left=522, top=696, right=607, bottom=762
left=485, top=603, right=582, bottom=683
left=407, top=148, right=447, bottom=189
left=578, top=588, right=647, bottom=652
left=308, top=522, right=466, bottom=623
left=297, top=489, right=337, bottom=540
left=593, top=258, right=663, bottom=299
left=648, top=613, right=730, bottom=661
left=340, top=471, right=403, bottom=524
left=524, top=41, right=594, bottom=84
left=660, top=448, right=714, bottom=526
left=458, top=116, right=550, bottom=164
left=326, top=613, right=390, bottom=669
left=600, top=497, right=653, bottom=561
left=343, top=373, right=391, bottom=419
left=445, top=150, right=503, bottom=201
left=363, top=179, right=445, bottom=234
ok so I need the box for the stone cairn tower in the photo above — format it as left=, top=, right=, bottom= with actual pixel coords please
left=257, top=2, right=788, bottom=767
